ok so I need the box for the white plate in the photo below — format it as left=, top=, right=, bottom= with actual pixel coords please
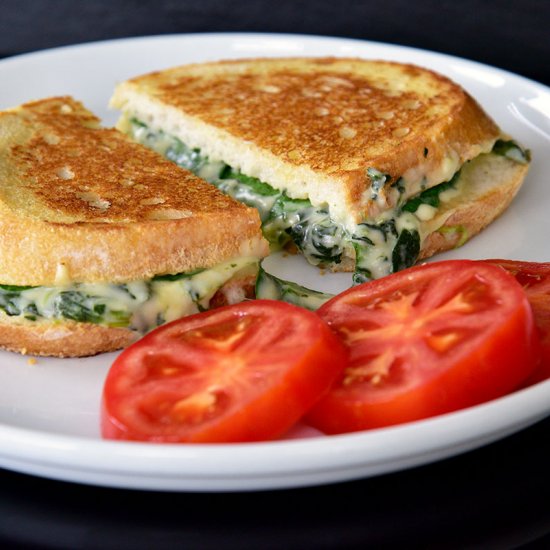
left=1, top=33, right=549, bottom=492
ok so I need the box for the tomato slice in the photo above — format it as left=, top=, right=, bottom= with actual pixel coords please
left=101, top=300, right=347, bottom=443
left=484, top=259, right=550, bottom=385
left=306, top=260, right=540, bottom=433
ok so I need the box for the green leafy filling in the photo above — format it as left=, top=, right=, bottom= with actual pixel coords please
left=0, top=266, right=219, bottom=328
left=492, top=139, right=531, bottom=164
left=255, top=264, right=332, bottom=311
left=402, top=171, right=461, bottom=213
left=127, top=120, right=527, bottom=283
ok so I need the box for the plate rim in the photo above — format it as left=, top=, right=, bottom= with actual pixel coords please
left=3, top=30, right=549, bottom=90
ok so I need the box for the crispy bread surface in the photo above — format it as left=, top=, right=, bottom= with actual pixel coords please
left=111, top=57, right=501, bottom=229
left=0, top=97, right=268, bottom=285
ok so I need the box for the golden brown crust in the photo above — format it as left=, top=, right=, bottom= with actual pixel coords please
left=0, top=97, right=269, bottom=285
left=111, top=57, right=501, bottom=226
left=0, top=97, right=244, bottom=222
left=0, top=315, right=137, bottom=357
left=0, top=199, right=267, bottom=285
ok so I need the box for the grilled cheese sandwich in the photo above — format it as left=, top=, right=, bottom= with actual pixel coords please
left=110, top=57, right=530, bottom=282
left=0, top=96, right=269, bottom=356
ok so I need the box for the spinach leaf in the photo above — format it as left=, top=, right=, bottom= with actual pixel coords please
left=309, top=223, right=344, bottom=264
left=255, top=265, right=333, bottom=311
left=273, top=197, right=346, bottom=264
left=165, top=141, right=206, bottom=172
left=263, top=194, right=309, bottom=247
left=0, top=284, right=36, bottom=292
left=53, top=291, right=132, bottom=326
left=269, top=194, right=310, bottom=219
left=219, top=169, right=279, bottom=196
left=0, top=285, right=35, bottom=316
left=0, top=295, right=22, bottom=316
left=492, top=139, right=531, bottom=164
left=152, top=269, right=205, bottom=282
left=129, top=117, right=147, bottom=128
left=352, top=268, right=372, bottom=286
left=352, top=222, right=420, bottom=283
left=54, top=292, right=104, bottom=324
left=213, top=170, right=281, bottom=223
left=402, top=171, right=460, bottom=213
left=129, top=118, right=207, bottom=172
left=392, top=229, right=420, bottom=272
left=351, top=221, right=399, bottom=284
left=24, top=303, right=39, bottom=320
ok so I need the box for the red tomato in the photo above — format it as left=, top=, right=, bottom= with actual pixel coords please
left=306, top=260, right=540, bottom=433
left=484, top=259, right=550, bottom=385
left=101, top=300, right=347, bottom=443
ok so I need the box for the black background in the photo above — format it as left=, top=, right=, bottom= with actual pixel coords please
left=1, top=0, right=549, bottom=86
left=1, top=1, right=550, bottom=549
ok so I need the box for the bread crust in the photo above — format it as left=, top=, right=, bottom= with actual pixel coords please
left=419, top=155, right=529, bottom=260
left=0, top=200, right=267, bottom=285
left=0, top=315, right=137, bottom=357
left=0, top=97, right=269, bottom=285
left=111, top=57, right=501, bottom=229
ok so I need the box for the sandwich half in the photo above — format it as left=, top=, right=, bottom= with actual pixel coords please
left=0, top=96, right=269, bottom=357
left=110, top=57, right=530, bottom=282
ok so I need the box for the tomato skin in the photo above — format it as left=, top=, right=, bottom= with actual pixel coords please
left=306, top=260, right=540, bottom=434
left=484, top=260, right=550, bottom=385
left=101, top=300, right=347, bottom=443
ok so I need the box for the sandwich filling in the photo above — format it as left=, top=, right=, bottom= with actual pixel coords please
left=0, top=257, right=258, bottom=332
left=126, top=118, right=529, bottom=282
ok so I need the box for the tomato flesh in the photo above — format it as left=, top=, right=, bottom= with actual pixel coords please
left=101, top=300, right=347, bottom=443
left=484, top=259, right=550, bottom=385
left=306, top=260, right=540, bottom=433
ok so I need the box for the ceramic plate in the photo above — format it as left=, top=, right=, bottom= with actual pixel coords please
left=1, top=33, right=549, bottom=492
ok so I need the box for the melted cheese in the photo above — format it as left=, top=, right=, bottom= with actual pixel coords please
left=124, top=118, right=484, bottom=281
left=2, top=258, right=258, bottom=333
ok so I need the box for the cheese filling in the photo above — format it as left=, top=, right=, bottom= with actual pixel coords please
left=0, top=258, right=258, bottom=333
left=125, top=118, right=529, bottom=282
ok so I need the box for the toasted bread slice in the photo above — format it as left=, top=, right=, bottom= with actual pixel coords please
left=110, top=57, right=501, bottom=230
left=0, top=97, right=269, bottom=356
left=0, top=96, right=268, bottom=286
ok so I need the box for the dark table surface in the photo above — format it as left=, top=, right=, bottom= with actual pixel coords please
left=1, top=2, right=549, bottom=548
left=0, top=416, right=549, bottom=549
